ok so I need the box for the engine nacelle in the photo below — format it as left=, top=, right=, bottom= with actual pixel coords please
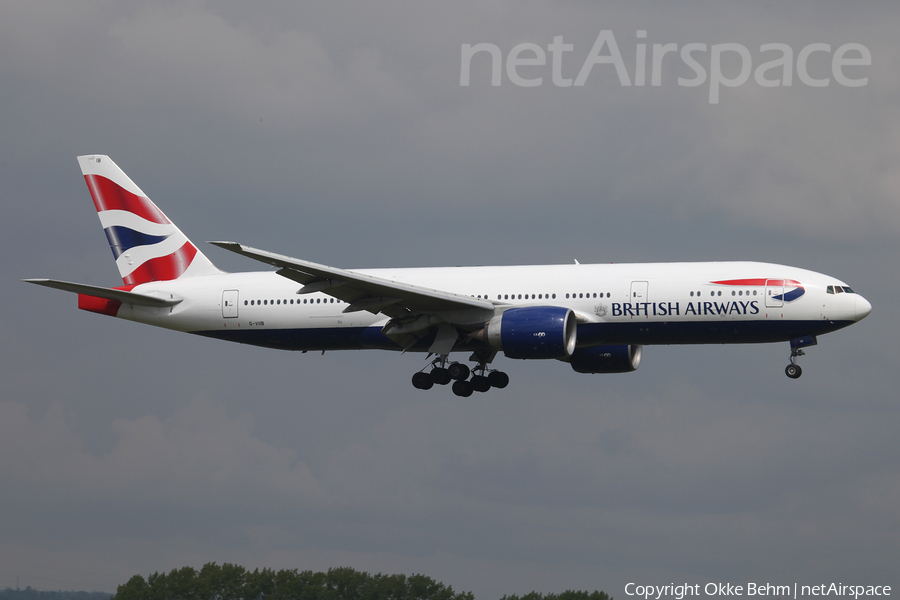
left=569, top=345, right=643, bottom=373
left=481, top=306, right=577, bottom=360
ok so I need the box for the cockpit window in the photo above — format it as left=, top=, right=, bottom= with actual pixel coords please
left=827, top=284, right=855, bottom=295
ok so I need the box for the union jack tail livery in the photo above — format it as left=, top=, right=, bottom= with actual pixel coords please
left=77, top=155, right=220, bottom=285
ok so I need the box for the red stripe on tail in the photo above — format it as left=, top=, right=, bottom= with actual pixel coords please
left=78, top=294, right=122, bottom=316
left=123, top=241, right=199, bottom=285
left=84, top=174, right=170, bottom=224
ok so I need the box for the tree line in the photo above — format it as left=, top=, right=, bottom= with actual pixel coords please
left=110, top=563, right=611, bottom=600
left=0, top=589, right=110, bottom=600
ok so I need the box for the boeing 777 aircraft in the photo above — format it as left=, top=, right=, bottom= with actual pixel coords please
left=26, top=155, right=872, bottom=396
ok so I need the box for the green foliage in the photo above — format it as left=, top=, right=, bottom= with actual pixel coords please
left=110, top=564, right=475, bottom=600
left=0, top=590, right=111, bottom=600
left=499, top=592, right=610, bottom=600
left=109, top=563, right=608, bottom=600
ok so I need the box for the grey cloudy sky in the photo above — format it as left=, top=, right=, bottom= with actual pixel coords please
left=1, top=1, right=898, bottom=597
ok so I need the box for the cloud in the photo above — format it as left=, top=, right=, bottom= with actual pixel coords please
left=0, top=398, right=327, bottom=509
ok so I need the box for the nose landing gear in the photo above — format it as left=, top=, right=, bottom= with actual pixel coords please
left=785, top=355, right=803, bottom=379
left=785, top=335, right=817, bottom=379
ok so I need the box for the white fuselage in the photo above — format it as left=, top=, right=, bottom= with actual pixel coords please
left=112, top=260, right=869, bottom=354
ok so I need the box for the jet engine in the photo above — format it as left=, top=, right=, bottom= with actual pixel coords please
left=568, top=344, right=643, bottom=373
left=478, top=306, right=577, bottom=359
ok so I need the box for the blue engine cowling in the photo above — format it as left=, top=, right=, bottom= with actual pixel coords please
left=482, top=306, right=577, bottom=359
left=568, top=344, right=643, bottom=373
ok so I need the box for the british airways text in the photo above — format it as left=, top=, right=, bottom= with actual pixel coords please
left=612, top=301, right=760, bottom=317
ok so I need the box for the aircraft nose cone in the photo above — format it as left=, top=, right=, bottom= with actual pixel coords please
left=856, top=296, right=872, bottom=321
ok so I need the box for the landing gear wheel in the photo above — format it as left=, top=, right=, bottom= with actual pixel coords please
left=411, top=371, right=434, bottom=390
left=448, top=362, right=470, bottom=381
left=452, top=379, right=473, bottom=397
left=470, top=375, right=491, bottom=393
left=487, top=371, right=509, bottom=389
left=431, top=367, right=451, bottom=385
left=785, top=364, right=802, bottom=379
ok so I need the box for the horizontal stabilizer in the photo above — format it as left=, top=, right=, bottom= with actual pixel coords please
left=23, top=279, right=182, bottom=307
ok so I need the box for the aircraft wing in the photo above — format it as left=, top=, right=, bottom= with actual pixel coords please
left=208, top=241, right=496, bottom=319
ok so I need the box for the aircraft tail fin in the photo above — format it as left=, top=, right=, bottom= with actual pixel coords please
left=77, top=155, right=221, bottom=285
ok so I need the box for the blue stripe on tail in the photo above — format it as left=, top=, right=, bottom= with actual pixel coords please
left=103, top=226, right=171, bottom=259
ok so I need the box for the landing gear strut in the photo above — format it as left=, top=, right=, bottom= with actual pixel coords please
left=411, top=353, right=509, bottom=395
left=785, top=336, right=816, bottom=379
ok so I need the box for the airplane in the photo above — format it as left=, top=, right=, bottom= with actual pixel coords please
left=25, top=155, right=872, bottom=396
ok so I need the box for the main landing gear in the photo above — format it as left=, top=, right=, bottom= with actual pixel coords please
left=411, top=355, right=509, bottom=396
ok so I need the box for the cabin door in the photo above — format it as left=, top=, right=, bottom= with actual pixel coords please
left=223, top=290, right=239, bottom=318
left=630, top=281, right=649, bottom=303
left=765, top=280, right=784, bottom=308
